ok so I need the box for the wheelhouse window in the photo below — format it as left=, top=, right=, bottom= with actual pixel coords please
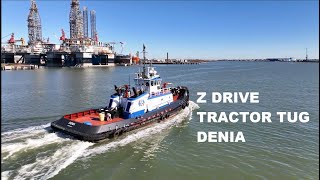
left=126, top=102, right=132, bottom=112
left=108, top=99, right=113, bottom=108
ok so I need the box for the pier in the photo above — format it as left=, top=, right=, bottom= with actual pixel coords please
left=144, top=62, right=200, bottom=65
left=1, top=63, right=39, bottom=71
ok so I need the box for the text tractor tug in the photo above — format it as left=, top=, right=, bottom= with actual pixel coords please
left=51, top=45, right=189, bottom=142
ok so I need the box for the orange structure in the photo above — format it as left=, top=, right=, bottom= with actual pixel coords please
left=132, top=56, right=140, bottom=64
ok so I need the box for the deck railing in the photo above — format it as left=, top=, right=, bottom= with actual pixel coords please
left=64, top=109, right=97, bottom=119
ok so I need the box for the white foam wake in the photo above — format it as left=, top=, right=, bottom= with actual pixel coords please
left=139, top=131, right=168, bottom=162
left=15, top=141, right=93, bottom=180
left=1, top=171, right=12, bottom=180
left=189, top=101, right=200, bottom=110
left=2, top=133, right=68, bottom=160
left=83, top=101, right=199, bottom=158
left=1, top=123, right=51, bottom=143
left=1, top=101, right=199, bottom=179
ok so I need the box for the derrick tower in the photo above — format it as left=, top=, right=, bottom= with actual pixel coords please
left=83, top=6, right=89, bottom=38
left=90, top=10, right=96, bottom=39
left=69, top=0, right=83, bottom=39
left=27, top=0, right=42, bottom=44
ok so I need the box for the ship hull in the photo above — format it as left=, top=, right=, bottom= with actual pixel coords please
left=51, top=86, right=189, bottom=142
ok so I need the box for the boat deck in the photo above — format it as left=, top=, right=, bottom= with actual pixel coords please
left=64, top=110, right=124, bottom=126
left=63, top=94, right=180, bottom=126
left=173, top=94, right=179, bottom=101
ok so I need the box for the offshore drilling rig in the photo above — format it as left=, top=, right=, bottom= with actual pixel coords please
left=26, top=0, right=45, bottom=55
left=90, top=10, right=97, bottom=40
left=28, top=0, right=42, bottom=45
left=67, top=0, right=97, bottom=42
left=2, top=0, right=138, bottom=67
left=1, top=0, right=43, bottom=64
left=69, top=0, right=83, bottom=39
left=46, top=0, right=119, bottom=67
left=83, top=6, right=89, bottom=38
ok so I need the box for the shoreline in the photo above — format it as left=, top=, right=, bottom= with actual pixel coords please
left=2, top=59, right=318, bottom=71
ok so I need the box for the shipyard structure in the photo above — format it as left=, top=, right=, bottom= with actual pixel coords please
left=1, top=0, right=138, bottom=68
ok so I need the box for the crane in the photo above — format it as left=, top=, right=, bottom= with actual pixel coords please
left=94, top=32, right=98, bottom=42
left=108, top=41, right=119, bottom=53
left=7, top=33, right=25, bottom=46
left=1, top=33, right=12, bottom=40
left=119, top=42, right=126, bottom=54
left=60, top=29, right=66, bottom=41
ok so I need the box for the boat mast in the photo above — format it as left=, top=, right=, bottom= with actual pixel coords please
left=142, top=44, right=146, bottom=78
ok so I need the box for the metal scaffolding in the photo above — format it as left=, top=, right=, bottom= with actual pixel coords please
left=27, top=0, right=42, bottom=44
left=83, top=6, right=88, bottom=38
left=69, top=0, right=83, bottom=39
left=90, top=10, right=96, bottom=40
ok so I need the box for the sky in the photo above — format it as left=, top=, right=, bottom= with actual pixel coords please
left=1, top=0, right=319, bottom=59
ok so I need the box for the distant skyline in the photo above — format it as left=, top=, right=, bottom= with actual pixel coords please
left=1, top=0, right=319, bottom=59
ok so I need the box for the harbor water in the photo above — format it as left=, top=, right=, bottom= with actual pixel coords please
left=1, top=61, right=319, bottom=179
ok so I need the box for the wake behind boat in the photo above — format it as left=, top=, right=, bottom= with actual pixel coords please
left=51, top=45, right=189, bottom=142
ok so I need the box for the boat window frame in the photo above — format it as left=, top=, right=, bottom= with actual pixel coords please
left=126, top=102, right=132, bottom=112
left=108, top=99, right=113, bottom=108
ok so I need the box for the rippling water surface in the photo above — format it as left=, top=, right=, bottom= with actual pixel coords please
left=1, top=61, right=319, bottom=179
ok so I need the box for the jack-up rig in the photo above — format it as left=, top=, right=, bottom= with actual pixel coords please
left=1, top=0, right=139, bottom=67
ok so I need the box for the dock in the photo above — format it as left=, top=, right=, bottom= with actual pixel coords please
left=144, top=62, right=200, bottom=65
left=1, top=63, right=39, bottom=71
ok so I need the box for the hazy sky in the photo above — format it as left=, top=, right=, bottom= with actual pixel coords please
left=2, top=0, right=319, bottom=59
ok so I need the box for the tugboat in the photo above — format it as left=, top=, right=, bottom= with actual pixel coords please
left=51, top=45, right=189, bottom=142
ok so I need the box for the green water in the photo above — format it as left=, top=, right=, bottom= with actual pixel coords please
left=1, top=61, right=319, bottom=179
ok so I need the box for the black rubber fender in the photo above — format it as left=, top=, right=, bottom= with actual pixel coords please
left=158, top=115, right=164, bottom=122
left=114, top=129, right=123, bottom=137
